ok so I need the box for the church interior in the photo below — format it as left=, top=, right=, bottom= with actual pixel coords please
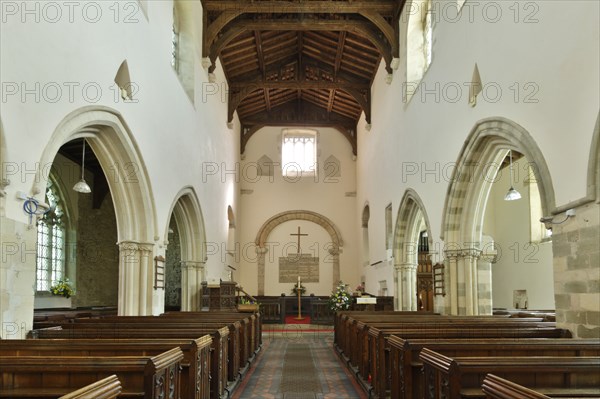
left=0, top=0, right=599, bottom=397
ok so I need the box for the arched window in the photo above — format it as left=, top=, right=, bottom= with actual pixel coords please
left=281, top=129, right=318, bottom=177
left=405, top=0, right=434, bottom=101
left=36, top=182, right=66, bottom=291
left=171, top=0, right=195, bottom=101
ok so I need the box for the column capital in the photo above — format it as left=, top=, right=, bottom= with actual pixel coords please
left=181, top=260, right=205, bottom=269
left=394, top=262, right=418, bottom=271
left=256, top=247, right=269, bottom=255
left=444, top=247, right=482, bottom=259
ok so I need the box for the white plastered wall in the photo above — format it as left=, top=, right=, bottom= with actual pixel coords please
left=0, top=0, right=238, bottom=334
left=238, top=126, right=359, bottom=296
left=356, top=1, right=599, bottom=310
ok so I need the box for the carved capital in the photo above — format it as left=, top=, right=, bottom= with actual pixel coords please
left=119, top=241, right=139, bottom=252
left=255, top=247, right=269, bottom=255
left=444, top=248, right=482, bottom=260
left=182, top=260, right=205, bottom=270
left=395, top=262, right=417, bottom=272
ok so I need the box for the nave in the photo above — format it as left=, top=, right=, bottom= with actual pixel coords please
left=233, top=326, right=365, bottom=399
left=2, top=308, right=599, bottom=398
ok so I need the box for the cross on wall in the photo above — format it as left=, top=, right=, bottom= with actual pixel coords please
left=290, top=226, right=308, bottom=254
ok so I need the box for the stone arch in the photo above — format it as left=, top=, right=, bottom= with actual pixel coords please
left=35, top=106, right=158, bottom=315
left=254, top=210, right=343, bottom=295
left=587, top=112, right=600, bottom=202
left=393, top=189, right=432, bottom=310
left=164, top=186, right=207, bottom=311
left=440, top=117, right=556, bottom=315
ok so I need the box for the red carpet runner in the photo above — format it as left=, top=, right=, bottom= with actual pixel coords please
left=284, top=315, right=311, bottom=324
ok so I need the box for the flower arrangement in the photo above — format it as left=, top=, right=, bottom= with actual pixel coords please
left=239, top=297, right=258, bottom=305
left=355, top=283, right=365, bottom=293
left=291, top=282, right=306, bottom=295
left=329, top=281, right=351, bottom=312
left=49, top=278, right=75, bottom=298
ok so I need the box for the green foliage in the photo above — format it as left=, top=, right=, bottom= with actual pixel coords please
left=329, top=281, right=351, bottom=312
left=291, top=283, right=306, bottom=295
left=49, top=278, right=75, bottom=298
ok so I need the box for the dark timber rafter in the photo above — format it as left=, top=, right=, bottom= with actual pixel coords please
left=201, top=0, right=403, bottom=155
left=208, top=19, right=394, bottom=73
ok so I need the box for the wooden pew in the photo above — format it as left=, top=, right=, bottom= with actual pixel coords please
left=388, top=337, right=600, bottom=399
left=482, top=374, right=551, bottom=399
left=333, top=312, right=567, bottom=398
left=337, top=314, right=546, bottom=363
left=30, top=326, right=229, bottom=399
left=0, top=348, right=183, bottom=399
left=365, top=326, right=570, bottom=399
left=160, top=311, right=262, bottom=363
left=55, top=317, right=245, bottom=384
left=419, top=349, right=600, bottom=399
left=59, top=375, right=122, bottom=399
left=0, top=337, right=211, bottom=399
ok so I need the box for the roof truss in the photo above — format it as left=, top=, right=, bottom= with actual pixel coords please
left=201, top=0, right=404, bottom=155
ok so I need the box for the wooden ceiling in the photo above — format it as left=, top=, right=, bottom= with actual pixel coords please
left=201, top=0, right=404, bottom=154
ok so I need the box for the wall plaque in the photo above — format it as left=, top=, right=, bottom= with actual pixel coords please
left=279, top=254, right=319, bottom=283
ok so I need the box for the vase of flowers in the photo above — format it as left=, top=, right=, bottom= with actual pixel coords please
left=291, top=283, right=306, bottom=295
left=329, top=281, right=351, bottom=312
left=237, top=297, right=259, bottom=312
left=50, top=278, right=75, bottom=298
left=355, top=283, right=365, bottom=296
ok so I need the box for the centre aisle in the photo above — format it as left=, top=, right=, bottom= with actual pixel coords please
left=232, top=330, right=367, bottom=399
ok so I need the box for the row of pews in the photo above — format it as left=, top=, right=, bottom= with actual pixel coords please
left=334, top=311, right=600, bottom=399
left=0, top=311, right=262, bottom=399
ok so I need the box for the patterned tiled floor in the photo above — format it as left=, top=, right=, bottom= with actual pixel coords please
left=232, top=328, right=367, bottom=399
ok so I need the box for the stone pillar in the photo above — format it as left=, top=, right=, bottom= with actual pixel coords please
left=444, top=248, right=482, bottom=315
left=118, top=241, right=154, bottom=316
left=551, top=203, right=600, bottom=338
left=329, top=246, right=340, bottom=290
left=181, top=260, right=205, bottom=311
left=478, top=244, right=497, bottom=315
left=394, top=264, right=402, bottom=310
left=256, top=247, right=268, bottom=295
left=0, top=217, right=36, bottom=339
left=446, top=252, right=459, bottom=315
left=396, top=262, right=418, bottom=310
left=466, top=248, right=481, bottom=315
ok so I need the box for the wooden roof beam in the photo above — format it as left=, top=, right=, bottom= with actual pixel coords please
left=334, top=32, right=347, bottom=77
left=254, top=31, right=266, bottom=79
left=230, top=80, right=369, bottom=91
left=202, top=1, right=398, bottom=14
left=209, top=19, right=393, bottom=72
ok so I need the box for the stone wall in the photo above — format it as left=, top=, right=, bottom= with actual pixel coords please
left=552, top=202, right=600, bottom=338
left=165, top=217, right=182, bottom=308
left=72, top=184, right=118, bottom=308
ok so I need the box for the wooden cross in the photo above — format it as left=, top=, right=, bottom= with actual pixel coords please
left=290, top=226, right=308, bottom=254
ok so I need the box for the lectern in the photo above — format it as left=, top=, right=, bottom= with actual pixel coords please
left=201, top=280, right=237, bottom=311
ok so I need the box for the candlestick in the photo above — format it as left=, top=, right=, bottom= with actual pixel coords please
left=298, top=276, right=301, bottom=285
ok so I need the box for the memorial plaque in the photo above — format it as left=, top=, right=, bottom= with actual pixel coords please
left=279, top=254, right=319, bottom=283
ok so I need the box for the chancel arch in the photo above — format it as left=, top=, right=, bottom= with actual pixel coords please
left=254, top=210, right=343, bottom=295
left=393, top=189, right=433, bottom=311
left=164, top=187, right=207, bottom=311
left=588, top=113, right=600, bottom=202
left=34, top=106, right=158, bottom=316
left=441, top=117, right=556, bottom=315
